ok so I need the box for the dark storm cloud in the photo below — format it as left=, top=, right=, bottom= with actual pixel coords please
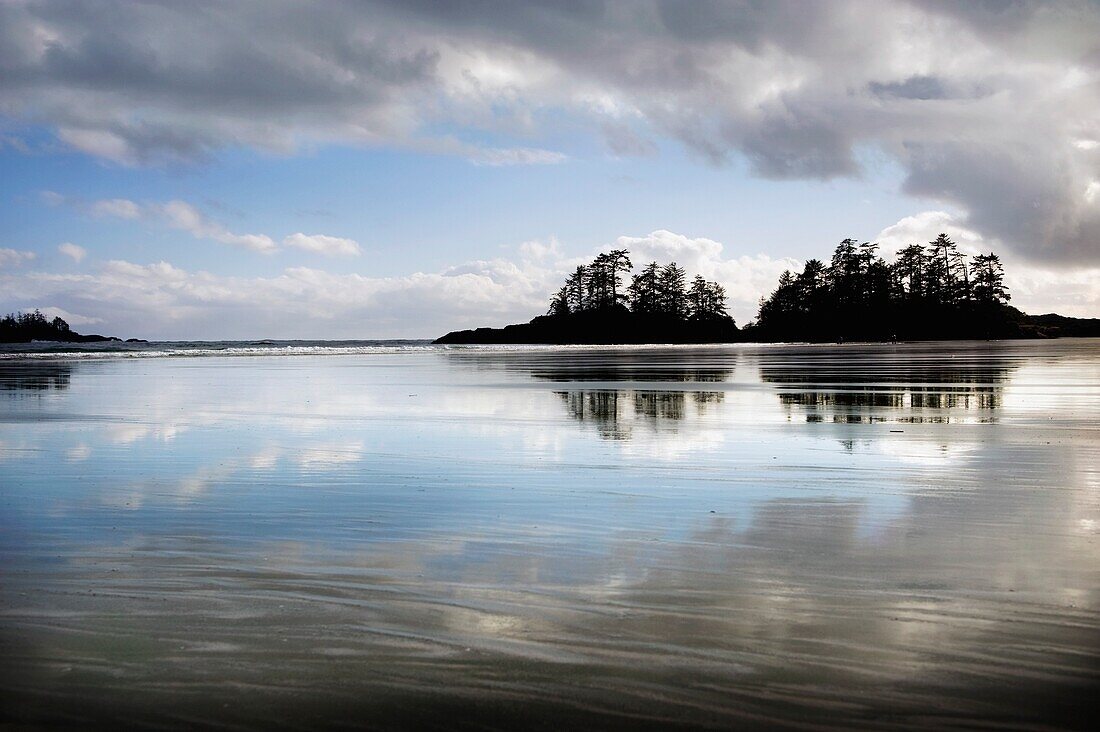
left=1, top=0, right=1098, bottom=263
left=0, top=0, right=442, bottom=160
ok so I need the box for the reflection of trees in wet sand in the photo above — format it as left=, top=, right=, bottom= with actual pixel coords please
left=443, top=348, right=738, bottom=438
left=0, top=362, right=73, bottom=391
left=483, top=353, right=737, bottom=441
left=443, top=346, right=739, bottom=383
left=530, top=365, right=732, bottom=383
left=556, top=388, right=724, bottom=440
left=761, top=356, right=1015, bottom=424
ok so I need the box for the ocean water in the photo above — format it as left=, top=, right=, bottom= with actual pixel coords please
left=1, top=340, right=1098, bottom=729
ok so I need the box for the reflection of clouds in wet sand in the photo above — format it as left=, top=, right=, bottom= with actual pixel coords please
left=296, top=441, right=365, bottom=469
left=249, top=446, right=281, bottom=470
left=108, top=424, right=152, bottom=444
left=855, top=436, right=979, bottom=467
left=0, top=438, right=34, bottom=461
left=64, top=444, right=91, bottom=461
left=3, top=342, right=1099, bottom=728
left=98, top=442, right=362, bottom=508
left=23, top=455, right=1094, bottom=729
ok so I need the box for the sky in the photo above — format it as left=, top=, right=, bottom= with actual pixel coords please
left=1, top=0, right=1099, bottom=340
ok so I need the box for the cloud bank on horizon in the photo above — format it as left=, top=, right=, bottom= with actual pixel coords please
left=1, top=0, right=1098, bottom=338
left=6, top=221, right=1098, bottom=340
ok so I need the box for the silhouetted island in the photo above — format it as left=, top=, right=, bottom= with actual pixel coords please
left=0, top=310, right=124, bottom=343
left=439, top=250, right=738, bottom=344
left=436, top=236, right=1100, bottom=344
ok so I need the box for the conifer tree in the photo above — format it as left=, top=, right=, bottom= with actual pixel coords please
left=658, top=262, right=687, bottom=318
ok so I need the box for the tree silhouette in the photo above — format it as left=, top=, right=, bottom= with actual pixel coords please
left=565, top=266, right=587, bottom=312
left=628, top=261, right=662, bottom=314
left=687, top=275, right=709, bottom=319
left=971, top=252, right=1009, bottom=305
left=688, top=275, right=730, bottom=320
left=606, top=249, right=632, bottom=307
left=893, top=244, right=926, bottom=300
left=926, top=233, right=970, bottom=306
left=548, top=286, right=571, bottom=316
left=753, top=235, right=1021, bottom=341
left=658, top=262, right=688, bottom=319
left=1, top=311, right=72, bottom=343
left=533, top=251, right=735, bottom=342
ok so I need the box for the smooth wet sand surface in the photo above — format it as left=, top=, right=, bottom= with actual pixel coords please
left=1, top=341, right=1098, bottom=729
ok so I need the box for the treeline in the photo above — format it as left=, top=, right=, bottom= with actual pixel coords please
left=546, top=249, right=732, bottom=322
left=0, top=310, right=74, bottom=343
left=0, top=310, right=120, bottom=343
left=438, top=250, right=736, bottom=343
left=751, top=234, right=1017, bottom=341
left=435, top=235, right=1099, bottom=344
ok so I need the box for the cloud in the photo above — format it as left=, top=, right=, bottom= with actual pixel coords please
left=0, top=230, right=798, bottom=338
left=0, top=133, right=30, bottom=153
left=75, top=197, right=376, bottom=257
left=0, top=248, right=36, bottom=268
left=2, top=2, right=1098, bottom=263
left=58, top=241, right=86, bottom=262
left=157, top=200, right=277, bottom=253
left=518, top=237, right=562, bottom=262
left=38, top=190, right=67, bottom=207
left=32, top=306, right=103, bottom=326
left=53, top=195, right=367, bottom=258
left=469, top=146, right=567, bottom=167
left=601, top=121, right=657, bottom=157
left=82, top=196, right=278, bottom=253
left=609, top=230, right=799, bottom=321
left=90, top=198, right=141, bottom=219
left=872, top=210, right=1100, bottom=319
left=873, top=211, right=989, bottom=259
left=283, top=233, right=362, bottom=257
left=57, top=127, right=135, bottom=163
left=612, top=230, right=726, bottom=271
left=0, top=256, right=547, bottom=339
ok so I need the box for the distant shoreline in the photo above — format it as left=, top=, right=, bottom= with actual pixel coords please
left=436, top=311, right=1100, bottom=345
left=0, top=310, right=142, bottom=345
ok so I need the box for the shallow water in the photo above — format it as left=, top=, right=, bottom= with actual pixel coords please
left=1, top=340, right=1098, bottom=729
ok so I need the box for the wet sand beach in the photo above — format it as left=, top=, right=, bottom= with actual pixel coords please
left=1, top=340, right=1098, bottom=729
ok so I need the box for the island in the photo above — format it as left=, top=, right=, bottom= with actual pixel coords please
left=439, top=250, right=738, bottom=344
left=0, top=310, right=128, bottom=343
left=436, top=236, right=1100, bottom=344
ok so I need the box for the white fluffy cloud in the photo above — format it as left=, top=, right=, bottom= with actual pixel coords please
left=157, top=200, right=277, bottom=254
left=283, top=233, right=362, bottom=257
left=0, top=230, right=796, bottom=338
left=871, top=210, right=1100, bottom=318
left=1, top=258, right=547, bottom=339
left=58, top=241, right=86, bottom=262
left=34, top=306, right=102, bottom=327
left=609, top=230, right=800, bottom=322
left=0, top=248, right=36, bottom=268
